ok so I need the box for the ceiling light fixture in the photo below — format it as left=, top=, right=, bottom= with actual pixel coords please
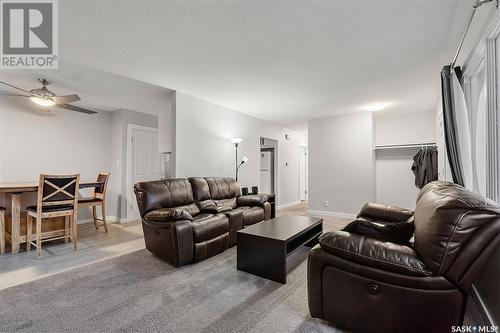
left=30, top=96, right=55, bottom=107
left=364, top=102, right=389, bottom=112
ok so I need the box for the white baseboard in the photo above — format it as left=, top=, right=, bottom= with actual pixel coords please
left=308, top=209, right=356, bottom=220
left=277, top=200, right=302, bottom=209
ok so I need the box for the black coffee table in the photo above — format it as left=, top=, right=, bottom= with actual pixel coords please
left=236, top=215, right=323, bottom=284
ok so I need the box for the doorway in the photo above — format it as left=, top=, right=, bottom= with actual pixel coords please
left=260, top=148, right=274, bottom=194
left=127, top=125, right=162, bottom=219
left=260, top=137, right=278, bottom=196
left=300, top=146, right=308, bottom=201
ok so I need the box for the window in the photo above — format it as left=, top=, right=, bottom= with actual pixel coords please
left=462, top=25, right=500, bottom=202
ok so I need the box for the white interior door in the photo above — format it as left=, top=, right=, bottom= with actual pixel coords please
left=129, top=128, right=161, bottom=218
left=300, top=146, right=308, bottom=201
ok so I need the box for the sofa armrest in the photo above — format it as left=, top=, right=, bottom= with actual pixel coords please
left=171, top=220, right=194, bottom=266
left=236, top=194, right=269, bottom=207
left=318, top=231, right=431, bottom=276
left=200, top=206, right=232, bottom=214
left=144, top=208, right=193, bottom=223
left=357, top=203, right=414, bottom=223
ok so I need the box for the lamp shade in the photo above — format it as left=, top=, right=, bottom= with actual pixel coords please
left=241, top=156, right=249, bottom=163
left=230, top=137, right=243, bottom=144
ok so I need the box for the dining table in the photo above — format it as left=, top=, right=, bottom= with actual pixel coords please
left=0, top=180, right=104, bottom=254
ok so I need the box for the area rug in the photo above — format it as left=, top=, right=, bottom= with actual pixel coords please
left=0, top=247, right=342, bottom=333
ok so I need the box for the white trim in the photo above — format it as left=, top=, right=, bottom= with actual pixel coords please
left=485, top=38, right=499, bottom=201
left=308, top=209, right=356, bottom=220
left=126, top=124, right=159, bottom=220
left=259, top=137, right=279, bottom=202
left=277, top=200, right=301, bottom=209
left=299, top=145, right=308, bottom=201
left=463, top=8, right=500, bottom=74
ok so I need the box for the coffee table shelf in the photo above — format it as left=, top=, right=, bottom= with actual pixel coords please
left=237, top=215, right=323, bottom=284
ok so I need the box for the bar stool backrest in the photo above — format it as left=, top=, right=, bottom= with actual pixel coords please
left=94, top=173, right=110, bottom=197
left=37, top=174, right=80, bottom=213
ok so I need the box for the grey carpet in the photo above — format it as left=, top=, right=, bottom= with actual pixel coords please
left=0, top=247, right=342, bottom=333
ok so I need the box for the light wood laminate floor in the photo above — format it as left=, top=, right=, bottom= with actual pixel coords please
left=0, top=221, right=145, bottom=290
left=0, top=202, right=347, bottom=290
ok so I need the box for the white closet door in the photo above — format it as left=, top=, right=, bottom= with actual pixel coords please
left=130, top=128, right=162, bottom=218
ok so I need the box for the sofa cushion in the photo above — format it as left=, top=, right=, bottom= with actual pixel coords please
left=192, top=213, right=229, bottom=243
left=169, top=203, right=199, bottom=217
left=189, top=177, right=212, bottom=202
left=200, top=206, right=232, bottom=214
left=231, top=206, right=264, bottom=226
left=144, top=208, right=193, bottom=222
left=319, top=231, right=432, bottom=277
left=205, top=177, right=240, bottom=208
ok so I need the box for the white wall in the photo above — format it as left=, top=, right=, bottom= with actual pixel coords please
left=374, top=110, right=436, bottom=209
left=174, top=92, right=306, bottom=206
left=108, top=109, right=159, bottom=219
left=308, top=112, right=375, bottom=216
left=0, top=98, right=113, bottom=219
left=0, top=98, right=112, bottom=183
left=0, top=98, right=168, bottom=220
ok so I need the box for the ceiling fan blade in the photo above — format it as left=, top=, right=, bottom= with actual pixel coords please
left=52, top=94, right=81, bottom=104
left=57, top=103, right=98, bottom=115
left=0, top=81, right=35, bottom=95
left=0, top=92, right=31, bottom=97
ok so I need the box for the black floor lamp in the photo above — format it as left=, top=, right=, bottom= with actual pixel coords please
left=230, top=137, right=248, bottom=181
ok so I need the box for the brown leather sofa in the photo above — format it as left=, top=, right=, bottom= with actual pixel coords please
left=134, top=177, right=271, bottom=267
left=308, top=181, right=500, bottom=333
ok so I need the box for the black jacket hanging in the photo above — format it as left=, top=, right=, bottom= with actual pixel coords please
left=412, top=147, right=438, bottom=189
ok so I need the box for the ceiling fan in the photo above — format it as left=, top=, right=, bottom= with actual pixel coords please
left=0, top=78, right=97, bottom=114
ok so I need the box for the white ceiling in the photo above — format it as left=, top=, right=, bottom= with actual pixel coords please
left=34, top=1, right=499, bottom=130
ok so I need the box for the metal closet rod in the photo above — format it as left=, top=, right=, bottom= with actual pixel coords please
left=373, top=143, right=437, bottom=150
left=452, top=0, right=498, bottom=67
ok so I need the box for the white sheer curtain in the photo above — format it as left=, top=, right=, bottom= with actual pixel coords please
left=451, top=71, right=474, bottom=190
left=475, top=82, right=487, bottom=195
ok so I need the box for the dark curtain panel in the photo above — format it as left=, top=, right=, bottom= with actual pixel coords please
left=441, top=65, right=464, bottom=186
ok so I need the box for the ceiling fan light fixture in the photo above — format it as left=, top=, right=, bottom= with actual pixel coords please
left=30, top=96, right=55, bottom=107
left=364, top=102, right=390, bottom=112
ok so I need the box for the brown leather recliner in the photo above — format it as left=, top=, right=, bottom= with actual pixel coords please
left=308, top=181, right=500, bottom=333
left=134, top=177, right=271, bottom=267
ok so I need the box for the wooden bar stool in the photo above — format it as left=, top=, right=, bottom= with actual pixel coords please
left=0, top=206, right=5, bottom=254
left=78, top=173, right=110, bottom=232
left=26, top=174, right=80, bottom=258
